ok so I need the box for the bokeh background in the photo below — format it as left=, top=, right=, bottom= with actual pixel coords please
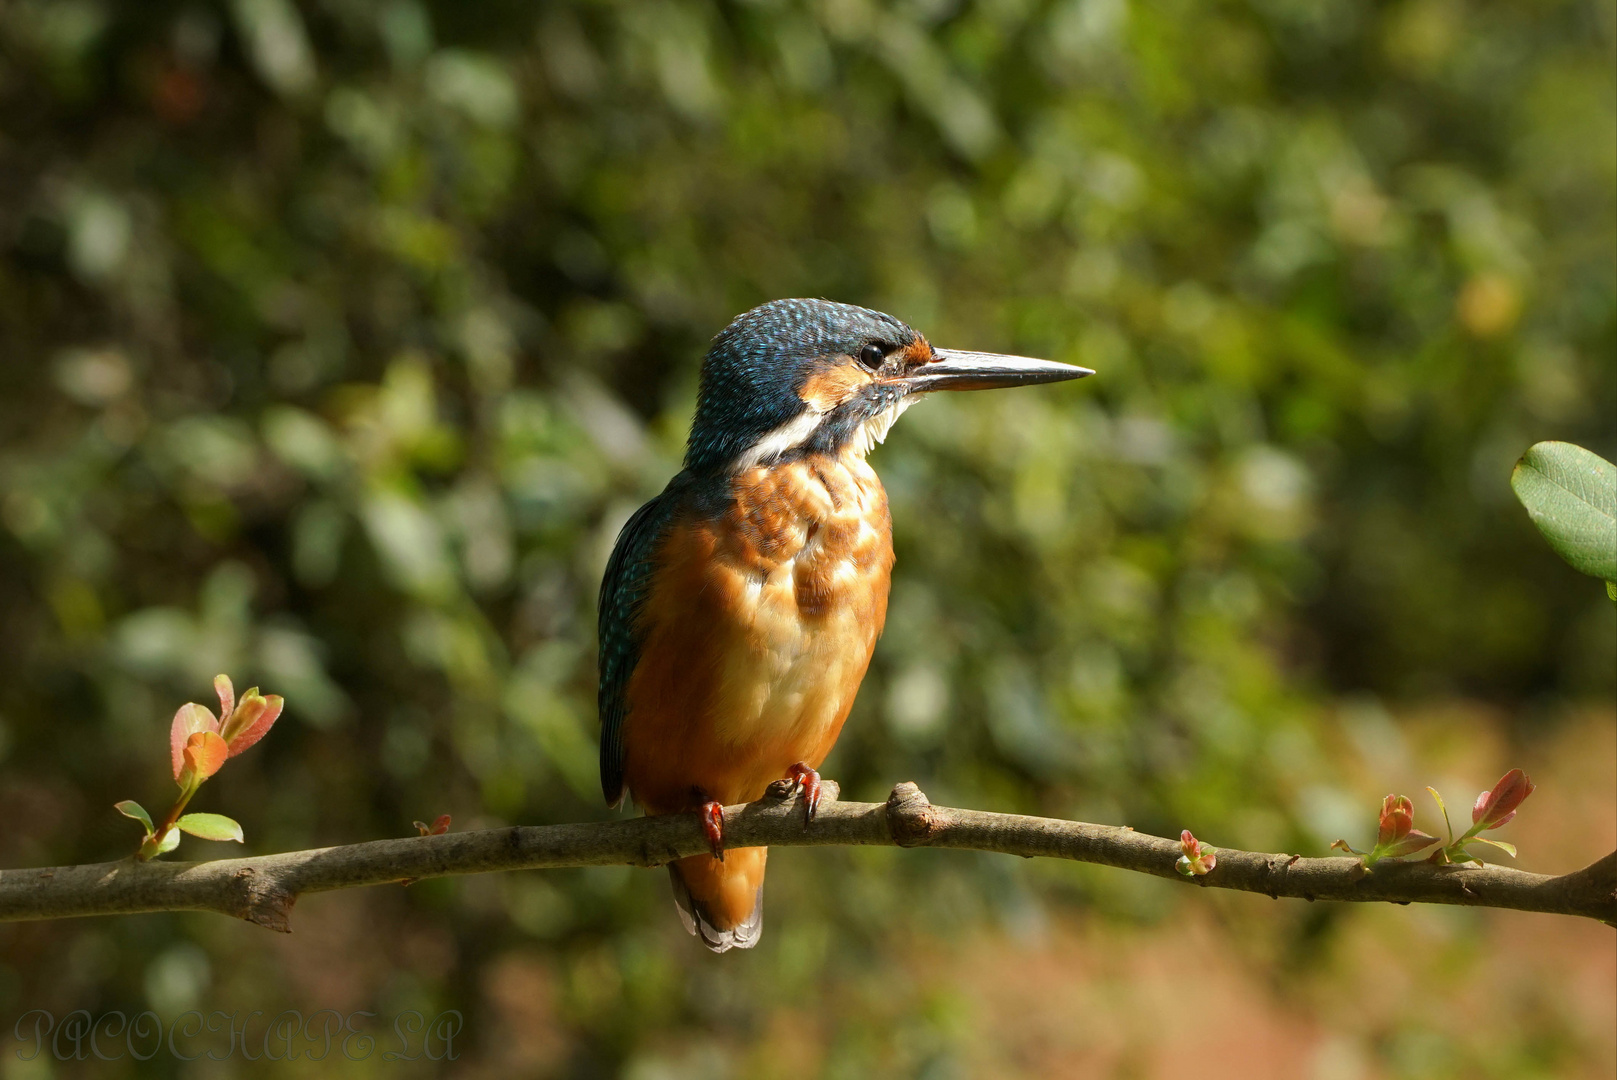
left=0, top=0, right=1613, bottom=1076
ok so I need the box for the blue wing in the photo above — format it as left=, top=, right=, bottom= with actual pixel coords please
left=597, top=485, right=682, bottom=807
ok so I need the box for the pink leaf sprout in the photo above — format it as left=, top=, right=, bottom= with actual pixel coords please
left=1177, top=829, right=1217, bottom=877
left=1471, top=769, right=1534, bottom=831
left=167, top=675, right=283, bottom=782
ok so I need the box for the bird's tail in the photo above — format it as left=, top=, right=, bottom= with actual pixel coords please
left=667, top=847, right=767, bottom=952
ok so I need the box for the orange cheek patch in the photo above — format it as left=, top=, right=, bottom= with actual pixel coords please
left=898, top=336, right=934, bottom=369
left=800, top=362, right=873, bottom=412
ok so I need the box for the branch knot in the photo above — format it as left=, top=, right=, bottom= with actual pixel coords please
left=224, top=866, right=295, bottom=933
left=886, top=782, right=940, bottom=847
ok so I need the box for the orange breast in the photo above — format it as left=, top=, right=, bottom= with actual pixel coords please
left=621, top=452, right=893, bottom=814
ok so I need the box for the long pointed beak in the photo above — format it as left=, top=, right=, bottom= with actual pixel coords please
left=900, top=349, right=1094, bottom=393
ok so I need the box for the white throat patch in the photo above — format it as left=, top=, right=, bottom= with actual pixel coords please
left=727, top=395, right=923, bottom=473
left=849, top=395, right=918, bottom=458
left=729, top=407, right=826, bottom=472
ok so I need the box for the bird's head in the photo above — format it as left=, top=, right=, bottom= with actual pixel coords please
left=684, top=298, right=1091, bottom=474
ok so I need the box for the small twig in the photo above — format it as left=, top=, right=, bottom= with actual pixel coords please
left=1, top=782, right=1611, bottom=932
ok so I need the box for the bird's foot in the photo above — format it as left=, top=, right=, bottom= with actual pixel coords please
left=699, top=800, right=725, bottom=861
left=783, top=762, right=822, bottom=825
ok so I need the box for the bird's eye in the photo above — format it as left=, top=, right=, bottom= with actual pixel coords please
left=858, top=344, right=886, bottom=370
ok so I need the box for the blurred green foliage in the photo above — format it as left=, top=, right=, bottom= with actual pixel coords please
left=0, top=0, right=1611, bottom=1075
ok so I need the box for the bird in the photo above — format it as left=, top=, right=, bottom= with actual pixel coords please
left=597, top=298, right=1090, bottom=951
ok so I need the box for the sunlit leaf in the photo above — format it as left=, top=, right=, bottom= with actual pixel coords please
left=114, top=800, right=153, bottom=833
left=182, top=731, right=229, bottom=781
left=213, top=674, right=235, bottom=728
left=155, top=829, right=181, bottom=855
left=1468, top=836, right=1518, bottom=858
left=1379, top=830, right=1440, bottom=859
left=224, top=693, right=283, bottom=757
left=169, top=702, right=219, bottom=780
left=1511, top=442, right=1617, bottom=583
left=176, top=812, right=245, bottom=843
left=1427, top=787, right=1454, bottom=843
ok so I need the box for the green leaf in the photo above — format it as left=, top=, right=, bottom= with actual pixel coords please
left=1607, top=580, right=1615, bottom=602
left=1378, top=830, right=1441, bottom=859
left=155, top=829, right=182, bottom=855
left=1468, top=836, right=1518, bottom=858
left=114, top=800, right=153, bottom=834
left=1511, top=442, right=1617, bottom=582
left=176, top=813, right=244, bottom=843
left=1427, top=787, right=1454, bottom=843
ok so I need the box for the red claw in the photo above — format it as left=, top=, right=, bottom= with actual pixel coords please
left=784, top=763, right=822, bottom=825
left=700, top=800, right=725, bottom=862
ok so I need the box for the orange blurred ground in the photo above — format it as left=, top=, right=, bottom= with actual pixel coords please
left=899, top=708, right=1616, bottom=1080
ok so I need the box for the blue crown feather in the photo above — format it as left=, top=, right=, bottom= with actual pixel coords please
left=684, top=299, right=917, bottom=474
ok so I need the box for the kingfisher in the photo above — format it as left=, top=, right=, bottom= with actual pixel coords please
left=598, top=299, right=1090, bottom=951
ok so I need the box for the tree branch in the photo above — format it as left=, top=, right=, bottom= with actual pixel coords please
left=2, top=782, right=1611, bottom=932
